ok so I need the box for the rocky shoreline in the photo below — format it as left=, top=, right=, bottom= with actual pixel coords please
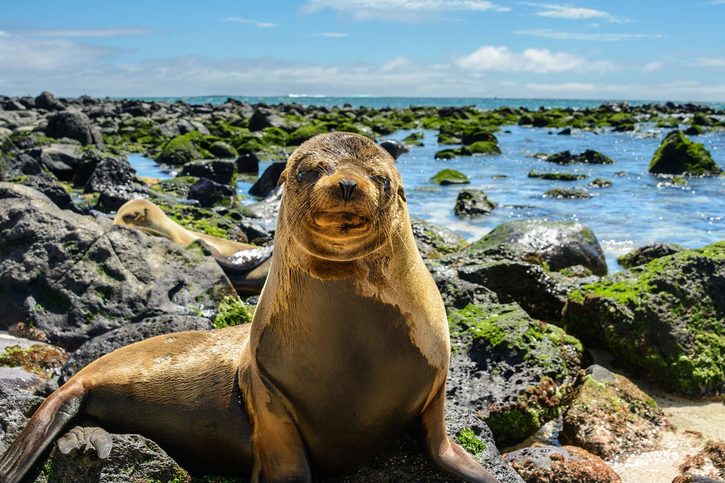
left=0, top=93, right=723, bottom=482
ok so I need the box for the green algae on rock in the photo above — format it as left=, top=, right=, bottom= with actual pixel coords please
left=467, top=141, right=501, bottom=155
left=528, top=171, right=587, bottom=181
left=410, top=217, right=468, bottom=258
left=434, top=149, right=457, bottom=160
left=648, top=130, right=721, bottom=175
left=564, top=241, right=725, bottom=396
left=213, top=295, right=252, bottom=329
left=561, top=365, right=666, bottom=459
left=617, top=242, right=685, bottom=268
left=156, top=131, right=213, bottom=165
left=430, top=169, right=469, bottom=185
left=447, top=303, right=584, bottom=445
left=544, top=187, right=592, bottom=199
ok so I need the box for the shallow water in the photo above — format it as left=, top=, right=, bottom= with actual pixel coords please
left=590, top=350, right=725, bottom=483
left=393, top=125, right=725, bottom=271
left=130, top=125, right=724, bottom=272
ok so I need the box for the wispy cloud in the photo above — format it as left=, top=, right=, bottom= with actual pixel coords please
left=642, top=61, right=665, bottom=72
left=520, top=2, right=628, bottom=22
left=224, top=17, right=279, bottom=28
left=24, top=28, right=150, bottom=38
left=690, top=57, right=725, bottom=68
left=302, top=0, right=509, bottom=21
left=455, top=45, right=613, bottom=74
left=0, top=31, right=112, bottom=72
left=311, top=32, right=348, bottom=37
left=709, top=0, right=725, bottom=4
left=514, top=29, right=662, bottom=41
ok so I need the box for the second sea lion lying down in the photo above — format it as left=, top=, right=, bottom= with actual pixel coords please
left=0, top=132, right=499, bottom=483
left=114, top=198, right=271, bottom=294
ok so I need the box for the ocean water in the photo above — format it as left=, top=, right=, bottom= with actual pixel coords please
left=129, top=98, right=725, bottom=273
left=135, top=95, right=725, bottom=111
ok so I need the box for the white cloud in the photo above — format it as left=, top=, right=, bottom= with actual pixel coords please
left=0, top=32, right=111, bottom=72
left=520, top=3, right=628, bottom=22
left=224, top=17, right=279, bottom=28
left=302, top=0, right=509, bottom=20
left=514, top=29, right=662, bottom=41
left=642, top=61, right=665, bottom=72
left=1, top=33, right=723, bottom=102
left=690, top=58, right=725, bottom=68
left=311, top=32, right=348, bottom=37
left=455, top=45, right=613, bottom=73
left=24, top=28, right=150, bottom=38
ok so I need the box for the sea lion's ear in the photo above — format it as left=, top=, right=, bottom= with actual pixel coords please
left=277, top=169, right=288, bottom=187
left=397, top=186, right=406, bottom=202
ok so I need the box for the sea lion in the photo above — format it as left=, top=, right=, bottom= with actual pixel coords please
left=0, top=132, right=499, bottom=483
left=114, top=199, right=271, bottom=294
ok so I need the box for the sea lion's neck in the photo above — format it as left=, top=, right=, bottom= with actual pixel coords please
left=262, top=208, right=420, bottom=313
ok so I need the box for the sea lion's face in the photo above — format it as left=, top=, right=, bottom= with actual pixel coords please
left=281, top=133, right=406, bottom=262
left=113, top=199, right=170, bottom=238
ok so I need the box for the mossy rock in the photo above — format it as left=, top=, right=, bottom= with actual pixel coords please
left=208, top=141, right=238, bottom=159
left=467, top=220, right=607, bottom=276
left=468, top=141, right=501, bottom=155
left=434, top=149, right=457, bottom=160
left=528, top=171, right=586, bottom=181
left=588, top=178, right=612, bottom=188
left=149, top=176, right=199, bottom=198
left=564, top=241, right=725, bottom=396
left=461, top=130, right=498, bottom=146
left=410, top=218, right=468, bottom=258
left=431, top=169, right=469, bottom=185
left=544, top=188, right=591, bottom=199
left=648, top=130, right=721, bottom=175
left=448, top=303, right=584, bottom=445
left=156, top=132, right=212, bottom=165
left=287, top=123, right=329, bottom=146
left=402, top=131, right=424, bottom=146
left=561, top=365, right=666, bottom=459
left=616, top=243, right=684, bottom=268
left=454, top=189, right=496, bottom=217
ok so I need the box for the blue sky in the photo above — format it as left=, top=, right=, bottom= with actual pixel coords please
left=1, top=0, right=724, bottom=100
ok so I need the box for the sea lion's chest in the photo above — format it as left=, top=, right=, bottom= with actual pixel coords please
left=255, top=278, right=440, bottom=468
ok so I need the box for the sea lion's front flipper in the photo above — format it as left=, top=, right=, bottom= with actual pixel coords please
left=420, top=385, right=500, bottom=483
left=249, top=369, right=310, bottom=483
left=0, top=383, right=86, bottom=483
left=57, top=426, right=113, bottom=459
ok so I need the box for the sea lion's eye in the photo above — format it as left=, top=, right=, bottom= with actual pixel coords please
left=373, top=175, right=391, bottom=194
left=296, top=169, right=321, bottom=184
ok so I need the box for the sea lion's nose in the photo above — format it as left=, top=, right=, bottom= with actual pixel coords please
left=339, top=179, right=357, bottom=202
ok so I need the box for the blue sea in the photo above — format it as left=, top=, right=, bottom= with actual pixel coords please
left=136, top=95, right=725, bottom=111
left=130, top=96, right=725, bottom=272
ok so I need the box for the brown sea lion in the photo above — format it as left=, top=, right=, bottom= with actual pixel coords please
left=0, top=132, right=498, bottom=483
left=114, top=198, right=271, bottom=294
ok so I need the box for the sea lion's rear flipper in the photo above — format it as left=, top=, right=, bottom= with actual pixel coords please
left=214, top=247, right=273, bottom=295
left=420, top=385, right=500, bottom=483
left=0, top=383, right=86, bottom=483
left=57, top=426, right=113, bottom=459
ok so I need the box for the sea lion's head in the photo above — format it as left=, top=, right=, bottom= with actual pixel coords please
left=114, top=199, right=175, bottom=239
left=279, top=132, right=406, bottom=262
